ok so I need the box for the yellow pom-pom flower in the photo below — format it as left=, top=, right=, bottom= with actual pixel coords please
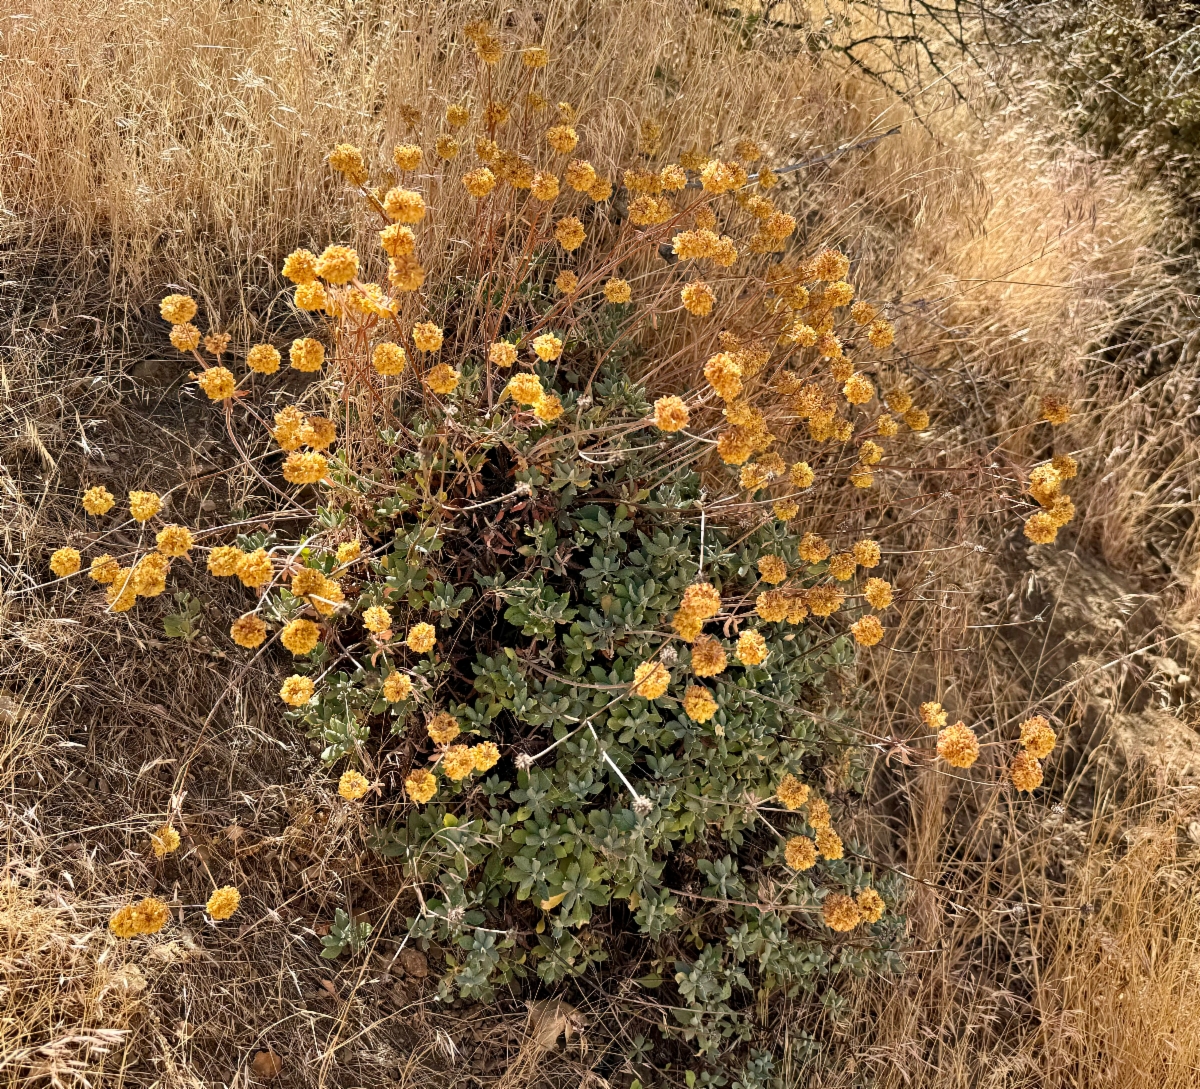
left=170, top=323, right=201, bottom=352
left=407, top=622, right=436, bottom=653
left=704, top=353, right=742, bottom=401
left=603, top=278, right=632, bottom=304
left=682, top=685, right=718, bottom=723
left=195, top=366, right=235, bottom=400
left=632, top=660, right=670, bottom=700
left=681, top=281, right=715, bottom=316
left=89, top=554, right=119, bottom=583
left=282, top=249, right=319, bottom=284
left=920, top=701, right=948, bottom=729
left=1019, top=715, right=1057, bottom=759
left=506, top=373, right=544, bottom=406
left=785, top=835, right=817, bottom=871
left=281, top=618, right=321, bottom=656
left=442, top=744, right=476, bottom=780
left=206, top=886, right=241, bottom=921
left=690, top=634, right=727, bottom=677
left=82, top=486, right=115, bottom=515
left=129, top=491, right=161, bottom=523
left=532, top=333, right=563, bottom=361
left=392, top=143, right=422, bottom=171
left=736, top=629, right=768, bottom=666
left=757, top=555, right=787, bottom=585
left=490, top=341, right=519, bottom=368
left=411, top=322, right=443, bottom=352
left=828, top=553, right=856, bottom=582
left=653, top=395, right=689, bottom=432
left=936, top=721, right=979, bottom=768
left=289, top=338, right=324, bottom=373
left=425, top=364, right=460, bottom=395
left=160, top=294, right=197, bottom=324
left=405, top=768, right=438, bottom=804
left=546, top=125, right=579, bottom=154
left=315, top=245, right=359, bottom=285
left=363, top=605, right=392, bottom=633
left=776, top=774, right=810, bottom=810
left=1010, top=750, right=1044, bottom=792
left=338, top=769, right=371, bottom=801
left=155, top=524, right=193, bottom=558
left=472, top=741, right=501, bottom=772
left=49, top=547, right=81, bottom=577
left=282, top=451, right=328, bottom=485
left=150, top=824, right=181, bottom=858
left=382, top=671, right=412, bottom=702
left=862, top=578, right=893, bottom=610
left=280, top=675, right=315, bottom=706
left=554, top=216, right=585, bottom=252
left=850, top=614, right=884, bottom=646
left=426, top=712, right=460, bottom=745
left=243, top=344, right=279, bottom=375
left=462, top=167, right=497, bottom=198
left=230, top=613, right=267, bottom=648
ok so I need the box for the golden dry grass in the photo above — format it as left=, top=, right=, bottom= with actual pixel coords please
left=2, top=0, right=1199, bottom=1085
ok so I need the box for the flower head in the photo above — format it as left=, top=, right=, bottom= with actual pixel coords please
left=405, top=768, right=437, bottom=804
left=531, top=171, right=560, bottom=201
left=506, top=373, right=544, bottom=406
left=246, top=344, right=281, bottom=375
left=1041, top=395, right=1071, bottom=426
left=784, top=835, right=817, bottom=871
left=862, top=577, right=893, bottom=610
left=235, top=548, right=272, bottom=588
left=194, top=366, right=235, bottom=400
left=757, top=555, right=787, bottom=585
left=904, top=407, right=930, bottom=431
left=822, top=893, right=860, bottom=931
left=411, top=322, right=443, bottom=353
left=170, top=323, right=201, bottom=352
left=1010, top=750, right=1044, bottom=792
left=407, top=622, right=436, bottom=653
left=1023, top=511, right=1058, bottom=545
left=798, top=533, right=830, bottom=564
left=937, top=721, right=979, bottom=768
left=843, top=373, right=875, bottom=405
left=704, top=353, right=742, bottom=401
left=160, top=294, right=197, bottom=324
left=472, top=741, right=501, bottom=772
left=829, top=553, right=857, bottom=582
left=777, top=774, right=810, bottom=810
left=1019, top=715, right=1057, bottom=759
left=155, top=524, right=193, bottom=558
left=361, top=605, right=391, bottom=634
left=282, top=451, right=328, bottom=485
left=280, top=675, right=315, bottom=706
left=533, top=393, right=563, bottom=422
left=425, top=364, right=460, bottom=395
left=850, top=614, right=884, bottom=646
left=554, top=216, right=585, bottom=252
left=857, top=887, right=885, bottom=924
left=338, top=769, right=371, bottom=801
left=392, top=143, right=421, bottom=171
left=652, top=395, right=689, bottom=432
left=546, top=125, right=579, bottom=154
left=128, top=491, right=161, bottom=523
left=682, top=685, right=718, bottom=722
left=790, top=461, right=815, bottom=489
left=49, top=547, right=81, bottom=577
left=462, top=167, right=497, bottom=198
left=382, top=672, right=412, bottom=703
left=315, top=245, right=358, bottom=285
left=230, top=613, right=267, bottom=648
left=82, top=486, right=115, bottom=516
left=89, top=554, right=119, bottom=583
left=920, top=701, right=947, bottom=729
left=690, top=634, right=727, bottom=677
left=288, top=338, right=323, bottom=373
left=680, top=583, right=721, bottom=619
left=532, top=333, right=564, bottom=361
left=815, top=826, right=844, bottom=860
left=442, top=745, right=476, bottom=781
left=632, top=660, right=670, bottom=700
left=282, top=249, right=319, bottom=284
left=603, top=278, right=631, bottom=304
left=426, top=712, right=460, bottom=746
left=281, top=618, right=320, bottom=656
left=206, top=886, right=241, bottom=921
left=735, top=629, right=768, bottom=666
left=207, top=545, right=243, bottom=577
left=807, top=584, right=844, bottom=617
left=295, top=282, right=327, bottom=310
left=150, top=824, right=181, bottom=858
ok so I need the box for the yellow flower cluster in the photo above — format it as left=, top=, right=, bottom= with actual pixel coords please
left=936, top=721, right=979, bottom=768
left=671, top=582, right=722, bottom=642
left=110, top=897, right=171, bottom=938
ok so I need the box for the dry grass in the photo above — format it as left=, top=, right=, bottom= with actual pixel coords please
left=2, top=0, right=1199, bottom=1085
